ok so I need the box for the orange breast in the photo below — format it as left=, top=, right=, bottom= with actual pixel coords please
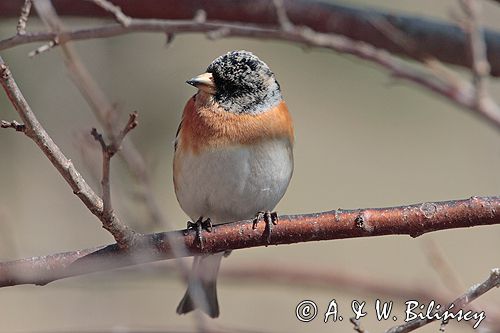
left=177, top=94, right=294, bottom=154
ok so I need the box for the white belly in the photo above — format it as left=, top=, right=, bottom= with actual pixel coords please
left=174, top=139, right=293, bottom=224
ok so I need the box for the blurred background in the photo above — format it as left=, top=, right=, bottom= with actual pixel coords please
left=0, top=0, right=499, bottom=332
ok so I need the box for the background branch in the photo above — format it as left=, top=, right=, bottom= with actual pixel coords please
left=2, top=3, right=500, bottom=129
left=32, top=0, right=168, bottom=228
left=90, top=112, right=137, bottom=231
left=15, top=0, right=32, bottom=35
left=0, top=196, right=498, bottom=288
left=386, top=268, right=500, bottom=333
left=3, top=0, right=500, bottom=76
left=0, top=56, right=137, bottom=248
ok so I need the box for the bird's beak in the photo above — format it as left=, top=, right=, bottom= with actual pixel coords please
left=186, top=72, right=215, bottom=94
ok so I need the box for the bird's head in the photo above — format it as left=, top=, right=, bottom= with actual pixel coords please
left=187, top=50, right=282, bottom=114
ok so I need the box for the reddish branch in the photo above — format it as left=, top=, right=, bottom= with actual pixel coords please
left=2, top=0, right=500, bottom=76
left=0, top=196, right=498, bottom=288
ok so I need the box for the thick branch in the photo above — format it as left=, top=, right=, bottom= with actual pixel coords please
left=0, top=196, right=498, bottom=288
left=3, top=0, right=500, bottom=76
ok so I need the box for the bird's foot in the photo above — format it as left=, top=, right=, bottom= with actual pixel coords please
left=186, top=216, right=212, bottom=249
left=252, top=211, right=278, bottom=245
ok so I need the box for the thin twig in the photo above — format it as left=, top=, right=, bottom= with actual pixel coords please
left=33, top=0, right=167, bottom=228
left=4, top=0, right=500, bottom=75
left=0, top=196, right=499, bottom=287
left=91, top=112, right=138, bottom=219
left=91, top=127, right=112, bottom=218
left=16, top=0, right=32, bottom=35
left=385, top=268, right=500, bottom=333
left=422, top=239, right=464, bottom=295
left=1, top=17, right=500, bottom=130
left=28, top=38, right=58, bottom=57
left=88, top=0, right=132, bottom=26
left=111, top=111, right=138, bottom=154
left=272, top=0, right=293, bottom=31
left=0, top=119, right=25, bottom=132
left=460, top=0, right=491, bottom=107
left=0, top=56, right=137, bottom=248
left=350, top=318, right=369, bottom=333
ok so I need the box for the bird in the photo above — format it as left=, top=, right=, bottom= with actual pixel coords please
left=173, top=50, right=294, bottom=318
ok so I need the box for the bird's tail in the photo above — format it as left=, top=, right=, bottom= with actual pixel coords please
left=176, top=252, right=224, bottom=318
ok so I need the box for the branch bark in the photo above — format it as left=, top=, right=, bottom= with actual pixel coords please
left=0, top=196, right=498, bottom=288
left=0, top=56, right=137, bottom=248
left=2, top=0, right=500, bottom=76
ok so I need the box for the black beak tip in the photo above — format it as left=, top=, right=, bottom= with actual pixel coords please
left=186, top=79, right=197, bottom=87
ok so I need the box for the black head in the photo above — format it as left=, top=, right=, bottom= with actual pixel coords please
left=188, top=50, right=282, bottom=114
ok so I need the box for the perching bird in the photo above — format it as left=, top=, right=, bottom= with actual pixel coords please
left=173, top=50, right=294, bottom=318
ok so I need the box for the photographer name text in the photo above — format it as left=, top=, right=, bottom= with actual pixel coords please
left=295, top=299, right=485, bottom=329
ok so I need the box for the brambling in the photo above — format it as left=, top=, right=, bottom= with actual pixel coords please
left=173, top=50, right=294, bottom=318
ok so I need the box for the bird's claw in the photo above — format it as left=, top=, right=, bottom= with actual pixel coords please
left=253, top=211, right=278, bottom=245
left=186, top=216, right=212, bottom=249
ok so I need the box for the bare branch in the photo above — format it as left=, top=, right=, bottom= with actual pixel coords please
left=16, top=0, right=32, bottom=35
left=28, top=38, right=58, bottom=57
left=0, top=196, right=498, bottom=288
left=422, top=239, right=464, bottom=295
left=32, top=0, right=167, bottom=228
left=385, top=268, right=500, bottom=333
left=111, top=111, right=138, bottom=154
left=90, top=112, right=138, bottom=230
left=1, top=119, right=25, bottom=132
left=350, top=318, right=369, bottom=333
left=1, top=15, right=500, bottom=130
left=272, top=0, right=293, bottom=32
left=193, top=9, right=206, bottom=24
left=87, top=0, right=131, bottom=26
left=460, top=0, right=491, bottom=107
left=0, top=56, right=137, bottom=248
left=3, top=0, right=500, bottom=76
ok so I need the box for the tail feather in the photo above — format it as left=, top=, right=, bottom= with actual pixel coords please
left=176, top=253, right=223, bottom=318
left=176, top=279, right=219, bottom=318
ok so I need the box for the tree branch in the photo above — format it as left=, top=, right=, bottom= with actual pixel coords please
left=0, top=56, right=137, bottom=248
left=90, top=112, right=137, bottom=242
left=386, top=268, right=500, bottom=333
left=3, top=0, right=500, bottom=76
left=461, top=0, right=492, bottom=110
left=0, top=196, right=498, bottom=288
left=32, top=0, right=168, bottom=228
left=88, top=0, right=131, bottom=26
left=15, top=0, right=32, bottom=35
left=1, top=119, right=25, bottom=132
left=2, top=11, right=500, bottom=130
